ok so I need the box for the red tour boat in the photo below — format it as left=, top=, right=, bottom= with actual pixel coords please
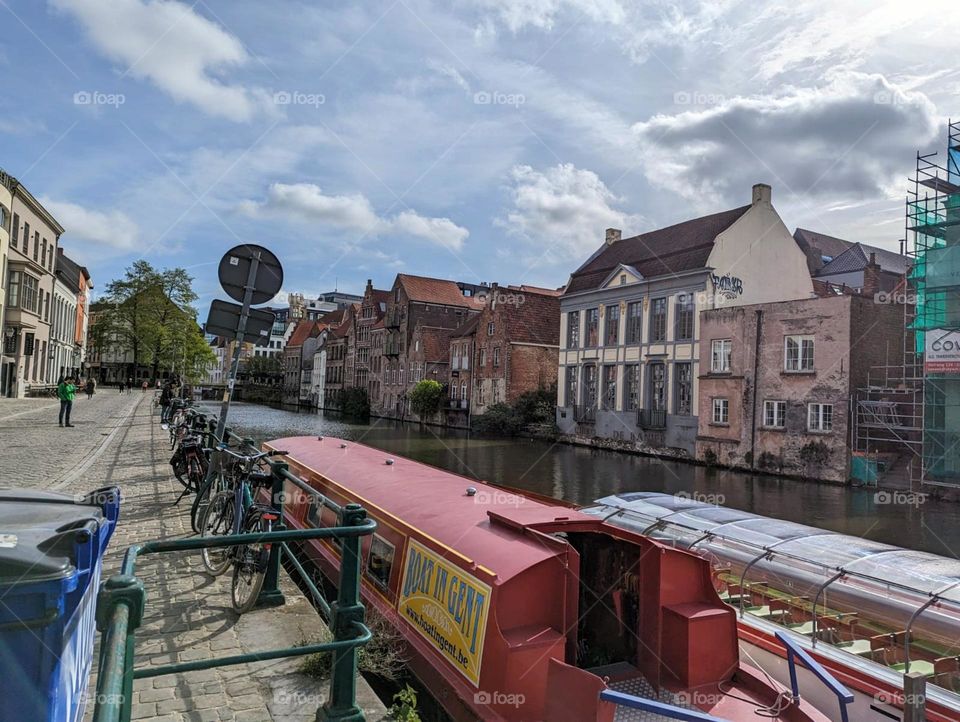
left=268, top=435, right=838, bottom=722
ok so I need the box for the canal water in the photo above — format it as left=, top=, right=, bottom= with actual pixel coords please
left=207, top=402, right=960, bottom=558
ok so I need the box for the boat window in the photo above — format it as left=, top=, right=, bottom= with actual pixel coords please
left=306, top=495, right=322, bottom=527
left=367, top=535, right=395, bottom=591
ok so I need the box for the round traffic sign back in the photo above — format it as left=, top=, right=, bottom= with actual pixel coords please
left=217, top=244, right=283, bottom=305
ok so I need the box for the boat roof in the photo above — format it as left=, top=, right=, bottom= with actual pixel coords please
left=585, top=492, right=960, bottom=604
left=266, top=436, right=593, bottom=583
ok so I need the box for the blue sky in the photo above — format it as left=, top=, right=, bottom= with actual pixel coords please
left=1, top=0, right=957, bottom=309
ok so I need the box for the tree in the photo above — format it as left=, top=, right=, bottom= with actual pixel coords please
left=409, top=379, right=444, bottom=419
left=94, top=261, right=211, bottom=381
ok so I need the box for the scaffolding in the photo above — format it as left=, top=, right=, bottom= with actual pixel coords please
left=852, top=121, right=960, bottom=488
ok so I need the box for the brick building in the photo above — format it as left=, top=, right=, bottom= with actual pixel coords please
left=378, top=274, right=484, bottom=418
left=696, top=284, right=905, bottom=483
left=472, top=284, right=562, bottom=415
left=407, top=323, right=457, bottom=421
left=283, top=320, right=322, bottom=405
left=322, top=309, right=354, bottom=409
left=447, top=316, right=479, bottom=425
left=355, top=279, right=390, bottom=401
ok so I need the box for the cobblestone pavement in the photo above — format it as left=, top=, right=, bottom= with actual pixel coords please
left=0, top=389, right=143, bottom=489
left=3, top=392, right=386, bottom=721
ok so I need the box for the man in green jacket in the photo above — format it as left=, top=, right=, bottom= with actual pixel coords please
left=58, top=376, right=77, bottom=427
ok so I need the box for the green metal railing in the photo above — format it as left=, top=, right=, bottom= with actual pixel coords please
left=93, top=420, right=377, bottom=722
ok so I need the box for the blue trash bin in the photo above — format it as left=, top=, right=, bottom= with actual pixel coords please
left=0, top=486, right=120, bottom=722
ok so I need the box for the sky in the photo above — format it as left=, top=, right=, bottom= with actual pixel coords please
left=1, top=0, right=958, bottom=310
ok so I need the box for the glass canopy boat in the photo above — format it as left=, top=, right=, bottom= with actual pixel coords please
left=582, top=492, right=960, bottom=722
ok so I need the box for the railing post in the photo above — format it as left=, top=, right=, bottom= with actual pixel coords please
left=257, top=461, right=287, bottom=608
left=903, top=672, right=927, bottom=722
left=93, top=574, right=146, bottom=722
left=320, top=503, right=367, bottom=722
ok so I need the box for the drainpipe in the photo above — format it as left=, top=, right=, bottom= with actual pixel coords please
left=749, top=310, right=763, bottom=469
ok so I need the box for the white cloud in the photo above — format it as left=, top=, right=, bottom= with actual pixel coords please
left=631, top=72, right=941, bottom=208
left=41, top=198, right=140, bottom=250
left=497, top=163, right=642, bottom=261
left=241, top=183, right=470, bottom=250
left=51, top=0, right=264, bottom=121
left=472, top=0, right=626, bottom=32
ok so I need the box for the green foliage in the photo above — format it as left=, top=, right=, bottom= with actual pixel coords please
left=338, top=387, right=370, bottom=422
left=389, top=685, right=421, bottom=722
left=298, top=608, right=407, bottom=682
left=758, top=451, right=780, bottom=471
left=472, top=403, right=523, bottom=435
left=701, top=448, right=718, bottom=466
left=472, top=385, right=558, bottom=435
left=799, top=440, right=830, bottom=467
left=93, top=260, right=213, bottom=382
left=408, top=379, right=444, bottom=419
left=242, top=354, right=283, bottom=379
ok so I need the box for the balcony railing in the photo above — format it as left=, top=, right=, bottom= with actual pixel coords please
left=573, top=403, right=597, bottom=423
left=638, top=408, right=667, bottom=429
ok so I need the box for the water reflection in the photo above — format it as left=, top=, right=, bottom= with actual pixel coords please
left=209, top=402, right=960, bottom=557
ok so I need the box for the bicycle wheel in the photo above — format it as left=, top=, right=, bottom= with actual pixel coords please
left=170, top=448, right=188, bottom=485
left=191, top=470, right=221, bottom=534
left=231, top=507, right=273, bottom=614
left=186, top=452, right=207, bottom=494
left=200, top=491, right=235, bottom=576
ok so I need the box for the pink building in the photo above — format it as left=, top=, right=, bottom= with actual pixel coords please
left=696, top=288, right=904, bottom=483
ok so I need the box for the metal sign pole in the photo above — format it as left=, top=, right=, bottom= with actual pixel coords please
left=213, top=251, right=261, bottom=443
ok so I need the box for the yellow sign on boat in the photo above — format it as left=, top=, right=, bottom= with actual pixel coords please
left=398, top=538, right=491, bottom=686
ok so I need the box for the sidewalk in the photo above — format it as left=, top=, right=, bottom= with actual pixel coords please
left=1, top=392, right=388, bottom=721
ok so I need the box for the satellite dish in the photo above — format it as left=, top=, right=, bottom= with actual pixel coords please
left=217, top=244, right=283, bottom=305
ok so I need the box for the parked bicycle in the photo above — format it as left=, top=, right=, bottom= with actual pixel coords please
left=198, top=445, right=288, bottom=613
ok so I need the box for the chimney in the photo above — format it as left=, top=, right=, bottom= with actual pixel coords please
left=605, top=228, right=621, bottom=245
left=752, top=183, right=772, bottom=205
left=863, top=252, right=881, bottom=298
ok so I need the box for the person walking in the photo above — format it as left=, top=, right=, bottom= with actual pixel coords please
left=160, top=381, right=174, bottom=425
left=118, top=380, right=125, bottom=393
left=85, top=378, right=95, bottom=399
left=142, top=380, right=148, bottom=393
left=58, top=376, right=77, bottom=427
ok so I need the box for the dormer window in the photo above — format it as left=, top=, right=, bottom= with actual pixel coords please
left=620, top=274, right=627, bottom=285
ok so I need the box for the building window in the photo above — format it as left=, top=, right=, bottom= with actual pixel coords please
left=675, top=293, right=694, bottom=341
left=585, top=308, right=599, bottom=347
left=487, top=322, right=495, bottom=336
left=711, top=339, right=731, bottom=373
left=460, top=381, right=466, bottom=401
left=33, top=231, right=39, bottom=261
left=479, top=347, right=487, bottom=367
left=624, top=364, right=640, bottom=411
left=808, top=403, right=833, bottom=432
left=764, top=400, right=786, bottom=429
left=22, top=222, right=29, bottom=252
left=675, top=362, right=692, bottom=415
left=785, top=336, right=815, bottom=372
left=493, top=347, right=500, bottom=367
left=6, top=270, right=20, bottom=308
left=625, top=301, right=642, bottom=344
left=366, top=535, right=394, bottom=591
left=712, top=398, right=729, bottom=425
left=567, top=311, right=580, bottom=349
left=620, top=274, right=627, bottom=285
left=604, top=304, right=620, bottom=346
left=649, top=363, right=666, bottom=411
left=603, top=365, right=617, bottom=410
left=650, top=298, right=667, bottom=342
left=583, top=365, right=598, bottom=407
left=565, top=366, right=578, bottom=406
left=11, top=213, right=18, bottom=244
left=399, top=364, right=404, bottom=385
